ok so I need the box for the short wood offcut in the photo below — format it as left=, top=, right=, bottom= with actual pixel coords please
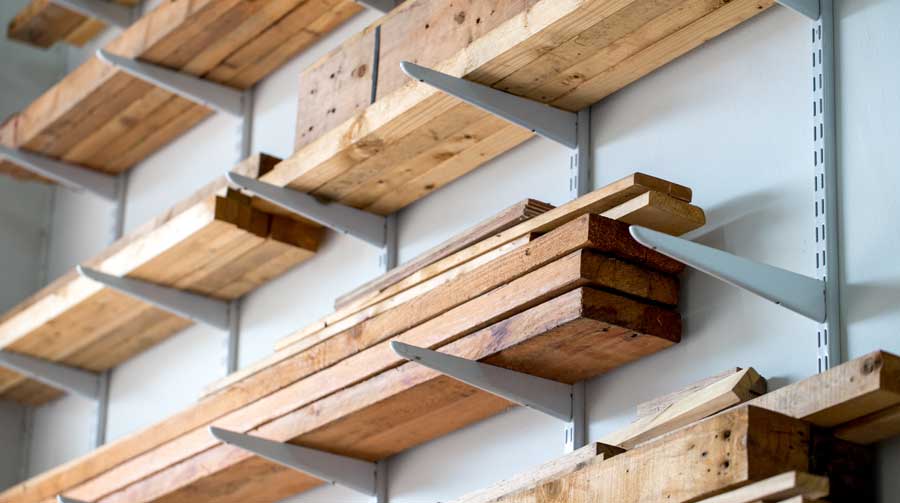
left=0, top=155, right=321, bottom=406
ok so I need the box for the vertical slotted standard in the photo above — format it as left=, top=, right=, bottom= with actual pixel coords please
left=811, top=0, right=841, bottom=371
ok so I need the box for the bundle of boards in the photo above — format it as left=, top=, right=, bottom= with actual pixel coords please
left=454, top=350, right=900, bottom=503
left=7, top=0, right=139, bottom=48
left=0, top=0, right=364, bottom=182
left=0, top=172, right=706, bottom=503
left=0, top=155, right=321, bottom=406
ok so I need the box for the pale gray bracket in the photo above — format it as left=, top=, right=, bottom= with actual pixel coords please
left=629, top=226, right=826, bottom=322
left=51, top=0, right=136, bottom=28
left=401, top=62, right=578, bottom=149
left=210, top=427, right=387, bottom=502
left=379, top=214, right=398, bottom=273
left=111, top=171, right=128, bottom=241
left=92, top=370, right=110, bottom=448
left=96, top=49, right=245, bottom=117
left=356, top=0, right=398, bottom=13
left=0, top=146, right=119, bottom=201
left=226, top=173, right=388, bottom=248
left=76, top=266, right=231, bottom=330
left=776, top=0, right=820, bottom=20
left=391, top=341, right=586, bottom=453
left=0, top=352, right=100, bottom=399
left=238, top=87, right=254, bottom=161
left=569, top=108, right=592, bottom=199
left=57, top=496, right=89, bottom=503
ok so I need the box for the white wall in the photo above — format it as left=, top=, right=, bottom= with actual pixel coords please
left=14, top=0, right=900, bottom=500
left=0, top=0, right=62, bottom=490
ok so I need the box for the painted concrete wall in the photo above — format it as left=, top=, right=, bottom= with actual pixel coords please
left=11, top=0, right=900, bottom=500
left=0, top=0, right=62, bottom=490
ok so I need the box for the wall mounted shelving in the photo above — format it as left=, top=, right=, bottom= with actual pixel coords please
left=0, top=155, right=321, bottom=407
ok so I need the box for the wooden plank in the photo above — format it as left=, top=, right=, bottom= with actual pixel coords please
left=335, top=198, right=555, bottom=309
left=272, top=0, right=765, bottom=218
left=833, top=403, right=900, bottom=445
left=601, top=367, right=766, bottom=449
left=7, top=0, right=85, bottom=49
left=277, top=173, right=699, bottom=353
left=694, top=472, right=829, bottom=503
left=487, top=407, right=813, bottom=503
left=749, top=351, right=900, bottom=432
left=635, top=367, right=743, bottom=419
left=454, top=443, right=625, bottom=503
left=276, top=212, right=683, bottom=354
left=79, top=286, right=680, bottom=503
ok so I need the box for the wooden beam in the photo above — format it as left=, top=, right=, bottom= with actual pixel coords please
left=601, top=367, right=767, bottom=449
left=694, top=472, right=829, bottom=503
left=334, top=198, right=555, bottom=309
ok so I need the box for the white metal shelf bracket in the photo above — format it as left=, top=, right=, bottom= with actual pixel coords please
left=77, top=266, right=231, bottom=330
left=51, top=0, right=136, bottom=28
left=356, top=0, right=398, bottom=13
left=391, top=341, right=586, bottom=452
left=629, top=226, right=826, bottom=322
left=401, top=62, right=578, bottom=149
left=57, top=496, right=88, bottom=503
left=96, top=49, right=245, bottom=117
left=210, top=427, right=387, bottom=502
left=226, top=173, right=389, bottom=248
left=0, top=146, right=120, bottom=201
left=0, top=352, right=100, bottom=400
left=776, top=0, right=820, bottom=20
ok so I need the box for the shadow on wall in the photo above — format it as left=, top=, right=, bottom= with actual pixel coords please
left=843, top=281, right=900, bottom=324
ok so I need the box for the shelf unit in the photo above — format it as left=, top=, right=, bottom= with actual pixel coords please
left=0, top=0, right=366, bottom=185
left=0, top=172, right=705, bottom=503
left=6, top=0, right=138, bottom=49
left=0, top=155, right=321, bottom=406
left=0, top=0, right=852, bottom=500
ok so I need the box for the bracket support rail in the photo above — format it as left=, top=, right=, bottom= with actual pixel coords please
left=0, top=352, right=100, bottom=400
left=57, top=496, right=89, bottom=503
left=51, top=0, right=135, bottom=28
left=0, top=146, right=120, bottom=201
left=776, top=0, right=820, bottom=20
left=96, top=50, right=245, bottom=117
left=356, top=0, right=398, bottom=12
left=77, top=266, right=231, bottom=330
left=401, top=62, right=578, bottom=149
left=391, top=341, right=586, bottom=452
left=226, top=173, right=388, bottom=248
left=210, top=427, right=387, bottom=502
left=629, top=226, right=826, bottom=322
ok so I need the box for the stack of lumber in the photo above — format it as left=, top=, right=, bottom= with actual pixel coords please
left=454, top=350, right=900, bottom=503
left=6, top=0, right=138, bottom=49
left=259, top=0, right=774, bottom=217
left=0, top=154, right=321, bottom=406
left=0, top=172, right=701, bottom=503
left=0, top=0, right=365, bottom=183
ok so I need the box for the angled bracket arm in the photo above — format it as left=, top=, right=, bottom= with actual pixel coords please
left=77, top=266, right=231, bottom=330
left=226, top=173, right=388, bottom=248
left=776, top=0, right=820, bottom=20
left=57, top=496, right=89, bottom=503
left=629, top=226, right=826, bottom=322
left=401, top=62, right=578, bottom=149
left=0, top=146, right=120, bottom=201
left=391, top=341, right=574, bottom=421
left=51, top=0, right=135, bottom=28
left=0, top=351, right=99, bottom=400
left=210, top=427, right=384, bottom=498
left=355, top=0, right=398, bottom=13
left=96, top=50, right=244, bottom=117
